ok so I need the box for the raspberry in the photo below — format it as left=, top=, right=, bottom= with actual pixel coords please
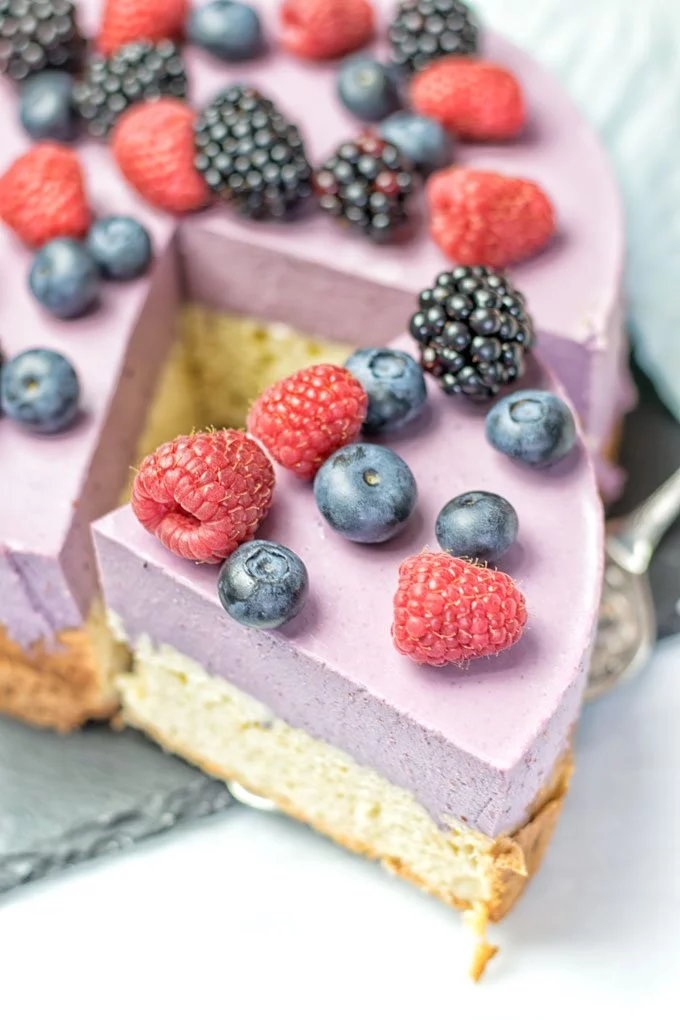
left=411, top=58, right=526, bottom=141
left=280, top=0, right=375, bottom=61
left=428, top=167, right=556, bottom=267
left=247, top=364, right=368, bottom=480
left=132, top=430, right=276, bottom=564
left=97, top=0, right=188, bottom=57
left=392, top=552, right=527, bottom=666
left=112, top=99, right=211, bottom=214
left=0, top=143, right=90, bottom=248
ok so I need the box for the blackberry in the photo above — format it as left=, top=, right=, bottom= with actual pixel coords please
left=0, top=0, right=85, bottom=82
left=314, top=133, right=416, bottom=245
left=389, top=0, right=479, bottom=75
left=194, top=85, right=313, bottom=221
left=72, top=40, right=187, bottom=140
left=409, top=266, right=535, bottom=401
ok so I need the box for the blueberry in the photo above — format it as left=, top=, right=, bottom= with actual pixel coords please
left=436, top=491, right=518, bottom=562
left=486, top=390, right=577, bottom=467
left=314, top=443, right=417, bottom=543
left=218, top=540, right=308, bottom=629
left=337, top=57, right=401, bottom=123
left=344, top=348, right=427, bottom=434
left=86, top=216, right=152, bottom=281
left=379, top=112, right=453, bottom=176
left=1, top=349, right=80, bottom=434
left=187, top=1, right=264, bottom=62
left=29, top=238, right=99, bottom=319
left=19, top=71, right=79, bottom=142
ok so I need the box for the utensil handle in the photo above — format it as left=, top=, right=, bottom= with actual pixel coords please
left=608, top=466, right=680, bottom=574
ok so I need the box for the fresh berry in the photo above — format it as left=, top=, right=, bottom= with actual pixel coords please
left=73, top=40, right=187, bottom=140
left=344, top=347, right=427, bottom=433
left=218, top=540, right=308, bottom=629
left=0, top=144, right=90, bottom=247
left=409, top=266, right=534, bottom=401
left=0, top=348, right=79, bottom=433
left=389, top=0, right=479, bottom=76
left=86, top=216, right=152, bottom=281
left=337, top=56, right=401, bottom=123
left=19, top=71, right=78, bottom=142
left=392, top=551, right=527, bottom=666
left=485, top=389, right=577, bottom=468
left=0, top=0, right=85, bottom=82
left=411, top=57, right=525, bottom=141
left=113, top=99, right=211, bottom=214
left=97, top=0, right=188, bottom=57
left=435, top=491, right=518, bottom=562
left=428, top=167, right=556, bottom=267
left=379, top=111, right=452, bottom=177
left=29, top=237, right=100, bottom=318
left=132, top=430, right=275, bottom=564
left=247, top=363, right=368, bottom=480
left=187, top=1, right=264, bottom=62
left=314, top=443, right=417, bottom=544
left=314, top=133, right=416, bottom=244
left=280, top=0, right=375, bottom=61
left=194, top=85, right=312, bottom=221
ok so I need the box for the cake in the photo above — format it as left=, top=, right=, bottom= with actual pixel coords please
left=0, top=0, right=624, bottom=972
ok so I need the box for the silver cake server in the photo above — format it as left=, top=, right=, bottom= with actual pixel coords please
left=587, top=467, right=680, bottom=699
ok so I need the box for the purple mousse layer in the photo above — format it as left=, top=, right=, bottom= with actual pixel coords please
left=0, top=0, right=625, bottom=652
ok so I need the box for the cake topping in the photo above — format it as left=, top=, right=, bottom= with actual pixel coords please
left=132, top=430, right=275, bottom=564
left=379, top=111, right=453, bottom=177
left=97, top=0, right=188, bottom=57
left=187, top=1, right=264, bottom=63
left=409, top=266, right=534, bottom=401
left=0, top=142, right=90, bottom=247
left=279, top=0, right=375, bottom=62
left=428, top=167, right=556, bottom=267
left=344, top=347, right=427, bottom=434
left=392, top=551, right=527, bottom=666
left=337, top=55, right=401, bottom=123
left=314, top=442, right=418, bottom=544
left=485, top=390, right=577, bottom=468
left=86, top=216, right=152, bottom=282
left=0, top=347, right=80, bottom=433
left=410, top=57, right=526, bottom=142
left=247, top=363, right=368, bottom=480
left=217, top=539, right=309, bottom=629
left=435, top=491, right=518, bottom=563
left=388, top=0, right=479, bottom=76
left=0, top=0, right=85, bottom=82
left=29, top=237, right=100, bottom=318
left=19, top=70, right=78, bottom=142
left=112, top=98, right=211, bottom=213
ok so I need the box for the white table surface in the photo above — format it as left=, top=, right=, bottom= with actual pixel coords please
left=1, top=639, right=679, bottom=1020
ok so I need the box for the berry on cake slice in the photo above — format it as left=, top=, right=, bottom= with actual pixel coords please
left=486, top=390, right=577, bottom=468
left=410, top=57, right=526, bottom=141
left=218, top=540, right=309, bottom=629
left=279, top=0, right=375, bottom=62
left=379, top=112, right=453, bottom=177
left=187, top=1, right=264, bottom=62
left=388, top=0, right=479, bottom=75
left=392, top=551, right=527, bottom=666
left=29, top=237, right=100, bottom=319
left=86, top=216, right=152, bottom=281
left=112, top=99, right=212, bottom=214
left=0, top=348, right=80, bottom=434
left=247, top=363, right=368, bottom=480
left=337, top=56, right=401, bottom=123
left=435, top=491, right=518, bottom=563
left=428, top=167, right=556, bottom=267
left=97, top=0, right=188, bottom=57
left=19, top=71, right=79, bottom=142
left=314, top=443, right=418, bottom=543
left=0, top=0, right=85, bottom=82
left=0, top=143, right=90, bottom=247
left=344, top=347, right=427, bottom=434
left=132, top=430, right=276, bottom=564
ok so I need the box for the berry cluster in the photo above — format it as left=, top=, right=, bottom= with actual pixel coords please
left=388, top=0, right=479, bottom=75
left=0, top=0, right=84, bottom=82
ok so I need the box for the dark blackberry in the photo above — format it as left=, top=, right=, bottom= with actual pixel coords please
left=194, top=85, right=313, bottom=221
left=314, top=133, right=416, bottom=245
left=389, top=0, right=479, bottom=75
left=0, top=0, right=85, bottom=82
left=409, top=266, right=535, bottom=400
left=72, top=40, right=187, bottom=140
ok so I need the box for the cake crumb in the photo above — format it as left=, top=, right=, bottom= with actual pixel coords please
left=464, top=903, right=498, bottom=981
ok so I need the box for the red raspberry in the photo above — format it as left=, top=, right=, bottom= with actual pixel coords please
left=410, top=58, right=526, bottom=142
left=112, top=99, right=211, bottom=214
left=428, top=167, right=556, bottom=267
left=280, top=0, right=375, bottom=61
left=392, top=552, right=527, bottom=666
left=132, top=430, right=275, bottom=564
left=97, top=0, right=188, bottom=57
left=247, top=364, right=368, bottom=480
left=0, top=144, right=90, bottom=248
